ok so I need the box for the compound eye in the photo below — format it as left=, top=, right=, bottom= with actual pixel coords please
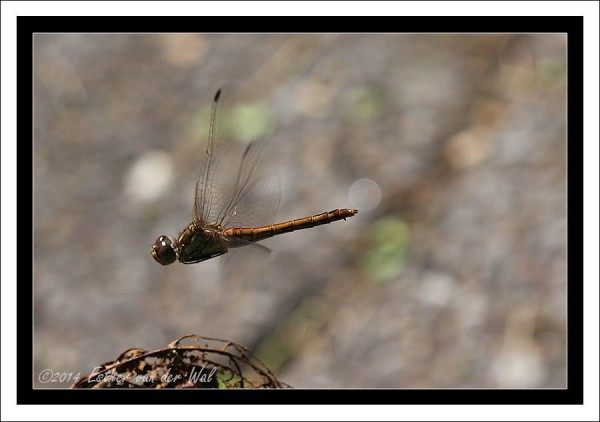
left=151, top=235, right=176, bottom=265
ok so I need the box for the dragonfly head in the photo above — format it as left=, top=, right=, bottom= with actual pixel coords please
left=151, top=235, right=177, bottom=265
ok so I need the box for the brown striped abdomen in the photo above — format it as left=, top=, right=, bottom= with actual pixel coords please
left=223, top=208, right=358, bottom=242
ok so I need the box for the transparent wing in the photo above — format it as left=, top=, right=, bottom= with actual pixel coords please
left=193, top=86, right=281, bottom=229
left=220, top=239, right=273, bottom=284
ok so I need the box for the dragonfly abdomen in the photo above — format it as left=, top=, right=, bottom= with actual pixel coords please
left=224, top=208, right=358, bottom=242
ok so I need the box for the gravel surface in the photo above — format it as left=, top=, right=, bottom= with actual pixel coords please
left=33, top=33, right=566, bottom=388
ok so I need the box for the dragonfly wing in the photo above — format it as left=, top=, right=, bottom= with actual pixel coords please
left=193, top=86, right=281, bottom=228
left=219, top=238, right=273, bottom=283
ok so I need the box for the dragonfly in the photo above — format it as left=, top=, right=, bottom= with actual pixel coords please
left=151, top=88, right=358, bottom=266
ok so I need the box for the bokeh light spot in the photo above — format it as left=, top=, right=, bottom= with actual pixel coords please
left=349, top=178, right=381, bottom=212
left=124, top=150, right=174, bottom=204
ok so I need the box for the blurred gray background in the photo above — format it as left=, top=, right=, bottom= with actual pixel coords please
left=33, top=33, right=566, bottom=388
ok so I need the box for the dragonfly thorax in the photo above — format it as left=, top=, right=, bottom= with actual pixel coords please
left=176, top=223, right=229, bottom=264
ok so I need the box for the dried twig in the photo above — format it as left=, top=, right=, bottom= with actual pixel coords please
left=72, top=334, right=291, bottom=389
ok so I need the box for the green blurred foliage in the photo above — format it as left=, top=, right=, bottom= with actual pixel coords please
left=228, top=103, right=275, bottom=143
left=539, top=58, right=566, bottom=91
left=217, top=372, right=242, bottom=389
left=255, top=334, right=292, bottom=373
left=343, top=86, right=384, bottom=121
left=363, top=217, right=411, bottom=283
left=190, top=101, right=276, bottom=145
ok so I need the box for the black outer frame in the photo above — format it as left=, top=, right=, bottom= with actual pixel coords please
left=16, top=16, right=583, bottom=405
